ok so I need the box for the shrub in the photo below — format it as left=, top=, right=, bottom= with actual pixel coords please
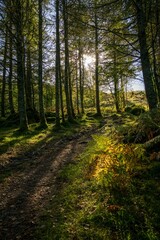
left=124, top=109, right=160, bottom=143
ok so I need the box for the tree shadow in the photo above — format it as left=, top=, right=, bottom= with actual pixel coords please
left=0, top=134, right=82, bottom=240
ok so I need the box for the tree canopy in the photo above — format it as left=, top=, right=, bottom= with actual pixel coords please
left=0, top=0, right=160, bottom=129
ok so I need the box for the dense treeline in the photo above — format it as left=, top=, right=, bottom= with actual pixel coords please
left=0, top=0, right=160, bottom=130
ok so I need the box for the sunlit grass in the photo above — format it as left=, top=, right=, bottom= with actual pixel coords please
left=36, top=118, right=160, bottom=240
left=0, top=123, right=52, bottom=155
left=0, top=114, right=103, bottom=157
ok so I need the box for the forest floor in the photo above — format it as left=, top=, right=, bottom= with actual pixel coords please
left=0, top=123, right=102, bottom=240
left=1, top=113, right=160, bottom=240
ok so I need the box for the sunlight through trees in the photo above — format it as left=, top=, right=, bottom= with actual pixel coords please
left=0, top=0, right=160, bottom=129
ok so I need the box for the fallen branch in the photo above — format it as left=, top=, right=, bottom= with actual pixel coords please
left=143, top=135, right=160, bottom=150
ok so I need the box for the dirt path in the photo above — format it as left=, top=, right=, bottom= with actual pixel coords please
left=0, top=129, right=95, bottom=240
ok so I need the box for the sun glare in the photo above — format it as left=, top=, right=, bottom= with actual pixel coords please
left=83, top=54, right=95, bottom=68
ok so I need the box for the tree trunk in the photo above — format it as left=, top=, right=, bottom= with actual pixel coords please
left=79, top=42, right=84, bottom=114
left=135, top=0, right=158, bottom=110
left=16, top=35, right=28, bottom=131
left=62, top=0, right=74, bottom=122
left=1, top=28, right=8, bottom=118
left=113, top=46, right=120, bottom=113
left=143, top=135, right=160, bottom=151
left=15, top=0, right=28, bottom=131
left=55, top=0, right=61, bottom=128
left=60, top=75, right=65, bottom=124
left=151, top=21, right=160, bottom=102
left=8, top=20, right=15, bottom=115
left=26, top=47, right=33, bottom=110
left=156, top=0, right=160, bottom=102
left=69, top=70, right=75, bottom=118
left=120, top=76, right=126, bottom=110
left=76, top=52, right=80, bottom=115
left=94, top=7, right=101, bottom=116
left=38, top=0, right=47, bottom=128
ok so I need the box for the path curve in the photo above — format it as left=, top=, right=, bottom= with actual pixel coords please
left=0, top=129, right=95, bottom=240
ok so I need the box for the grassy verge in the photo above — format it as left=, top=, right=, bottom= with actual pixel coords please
left=0, top=114, right=103, bottom=184
left=0, top=114, right=102, bottom=155
left=36, top=121, right=160, bottom=240
left=0, top=124, right=52, bottom=154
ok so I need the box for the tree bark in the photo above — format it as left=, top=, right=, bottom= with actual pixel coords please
left=38, top=0, right=47, bottom=128
left=26, top=47, right=33, bottom=110
left=78, top=42, right=84, bottom=114
left=8, top=20, right=15, bottom=115
left=1, top=28, right=8, bottom=117
left=14, top=0, right=28, bottom=131
left=135, top=0, right=158, bottom=110
left=143, top=135, right=160, bottom=151
left=76, top=51, right=80, bottom=115
left=55, top=0, right=61, bottom=128
left=60, top=75, right=65, bottom=124
left=113, top=39, right=120, bottom=113
left=62, top=0, right=74, bottom=122
left=94, top=6, right=101, bottom=116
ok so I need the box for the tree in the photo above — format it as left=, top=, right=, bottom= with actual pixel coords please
left=55, top=0, right=61, bottom=127
left=78, top=40, right=85, bottom=114
left=134, top=0, right=158, bottom=110
left=25, top=0, right=35, bottom=112
left=62, top=0, right=74, bottom=122
left=1, top=26, right=7, bottom=117
left=38, top=0, right=47, bottom=128
left=13, top=0, right=28, bottom=131
left=8, top=18, right=15, bottom=115
left=94, top=2, right=101, bottom=116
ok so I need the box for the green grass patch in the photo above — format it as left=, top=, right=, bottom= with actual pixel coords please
left=0, top=114, right=103, bottom=158
left=36, top=123, right=160, bottom=240
left=0, top=115, right=103, bottom=183
left=0, top=123, right=53, bottom=155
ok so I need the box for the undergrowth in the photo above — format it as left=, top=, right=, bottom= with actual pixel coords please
left=36, top=123, right=160, bottom=240
left=0, top=114, right=101, bottom=156
left=123, top=109, right=160, bottom=143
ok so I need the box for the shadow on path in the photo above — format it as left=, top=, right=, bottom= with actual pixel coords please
left=0, top=133, right=91, bottom=240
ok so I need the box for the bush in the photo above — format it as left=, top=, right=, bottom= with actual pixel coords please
left=124, top=109, right=160, bottom=143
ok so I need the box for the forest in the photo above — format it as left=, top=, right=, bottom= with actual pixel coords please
left=0, top=0, right=160, bottom=239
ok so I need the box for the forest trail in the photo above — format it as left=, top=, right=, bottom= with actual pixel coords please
left=0, top=127, right=98, bottom=240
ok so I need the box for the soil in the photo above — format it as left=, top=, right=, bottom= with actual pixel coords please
left=0, top=128, right=97, bottom=240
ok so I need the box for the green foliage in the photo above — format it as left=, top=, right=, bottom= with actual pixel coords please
left=125, top=105, right=145, bottom=116
left=36, top=123, right=160, bottom=240
left=123, top=109, right=160, bottom=143
left=0, top=123, right=52, bottom=156
left=0, top=114, right=102, bottom=158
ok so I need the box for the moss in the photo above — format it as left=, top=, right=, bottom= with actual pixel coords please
left=125, top=105, right=145, bottom=116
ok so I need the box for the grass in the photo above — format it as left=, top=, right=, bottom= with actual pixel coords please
left=36, top=115, right=160, bottom=240
left=1, top=107, right=160, bottom=239
left=0, top=113, right=105, bottom=185
left=0, top=114, right=103, bottom=158
left=0, top=114, right=103, bottom=184
left=0, top=123, right=54, bottom=182
left=0, top=123, right=52, bottom=155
